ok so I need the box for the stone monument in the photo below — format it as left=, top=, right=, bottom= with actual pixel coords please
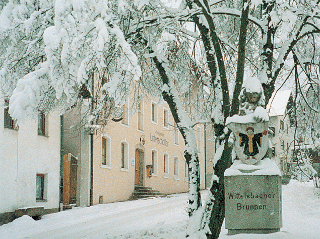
left=225, top=77, right=282, bottom=234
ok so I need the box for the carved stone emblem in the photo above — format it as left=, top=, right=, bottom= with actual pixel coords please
left=227, top=122, right=269, bottom=165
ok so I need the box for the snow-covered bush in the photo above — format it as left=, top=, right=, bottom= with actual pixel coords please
left=290, top=154, right=317, bottom=183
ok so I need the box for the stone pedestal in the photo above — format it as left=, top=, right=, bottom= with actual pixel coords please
left=224, top=159, right=282, bottom=234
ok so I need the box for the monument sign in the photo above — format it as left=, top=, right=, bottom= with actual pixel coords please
left=224, top=160, right=282, bottom=233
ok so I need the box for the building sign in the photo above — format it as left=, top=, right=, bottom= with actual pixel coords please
left=155, top=131, right=164, bottom=137
left=150, top=134, right=169, bottom=147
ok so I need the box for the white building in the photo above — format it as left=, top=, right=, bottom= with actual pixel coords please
left=267, top=90, right=293, bottom=174
left=0, top=98, right=61, bottom=224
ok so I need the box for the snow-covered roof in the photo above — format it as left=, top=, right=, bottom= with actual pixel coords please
left=267, top=90, right=291, bottom=116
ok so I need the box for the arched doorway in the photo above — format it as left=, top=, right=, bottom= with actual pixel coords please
left=135, top=149, right=144, bottom=186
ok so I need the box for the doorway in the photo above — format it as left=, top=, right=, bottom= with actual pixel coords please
left=63, top=153, right=78, bottom=205
left=135, top=149, right=144, bottom=185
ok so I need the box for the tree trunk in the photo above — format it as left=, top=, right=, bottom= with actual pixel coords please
left=203, top=0, right=249, bottom=237
left=152, top=55, right=202, bottom=216
left=260, top=0, right=275, bottom=103
left=199, top=131, right=232, bottom=239
left=231, top=0, right=250, bottom=116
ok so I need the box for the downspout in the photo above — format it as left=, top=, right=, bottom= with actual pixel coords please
left=89, top=72, right=94, bottom=206
left=59, top=115, right=64, bottom=207
left=204, top=123, right=207, bottom=189
left=90, top=132, right=93, bottom=206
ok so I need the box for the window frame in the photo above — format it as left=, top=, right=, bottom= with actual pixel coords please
left=174, top=157, right=179, bottom=179
left=120, top=141, right=129, bottom=170
left=151, top=101, right=158, bottom=124
left=269, top=127, right=275, bottom=137
left=197, top=126, right=201, bottom=153
left=185, top=160, right=188, bottom=179
left=101, top=136, right=111, bottom=168
left=121, top=99, right=129, bottom=126
left=38, top=111, right=48, bottom=136
left=151, top=149, right=158, bottom=176
left=4, top=99, right=17, bottom=130
left=163, top=153, right=169, bottom=176
left=280, top=120, right=284, bottom=131
left=174, top=123, right=179, bottom=145
left=163, top=108, right=169, bottom=129
left=137, top=101, right=144, bottom=132
left=36, top=174, right=46, bottom=202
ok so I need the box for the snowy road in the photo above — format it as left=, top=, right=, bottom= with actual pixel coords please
left=35, top=195, right=188, bottom=239
left=0, top=194, right=189, bottom=239
left=1, top=180, right=320, bottom=238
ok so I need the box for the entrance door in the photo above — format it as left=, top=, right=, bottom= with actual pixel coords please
left=63, top=153, right=78, bottom=205
left=135, top=149, right=141, bottom=185
left=69, top=155, right=78, bottom=204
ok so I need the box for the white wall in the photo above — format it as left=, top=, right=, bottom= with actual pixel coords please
left=0, top=100, right=61, bottom=214
left=269, top=112, right=292, bottom=173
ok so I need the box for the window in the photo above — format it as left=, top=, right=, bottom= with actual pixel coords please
left=174, top=157, right=179, bottom=178
left=138, top=102, right=143, bottom=131
left=197, top=127, right=201, bottom=153
left=121, top=142, right=128, bottom=169
left=151, top=102, right=157, bottom=123
left=280, top=120, right=284, bottom=131
left=4, top=99, right=17, bottom=130
left=151, top=150, right=157, bottom=175
left=271, top=147, right=276, bottom=157
left=38, top=111, right=48, bottom=136
left=269, top=127, right=275, bottom=137
left=102, top=137, right=111, bottom=167
left=36, top=174, right=46, bottom=201
left=163, top=154, right=169, bottom=174
left=281, top=140, right=285, bottom=150
left=121, top=100, right=129, bottom=125
left=163, top=109, right=169, bottom=128
left=174, top=123, right=179, bottom=145
left=185, top=161, right=188, bottom=178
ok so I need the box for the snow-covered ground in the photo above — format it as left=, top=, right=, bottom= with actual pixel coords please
left=1, top=180, right=320, bottom=239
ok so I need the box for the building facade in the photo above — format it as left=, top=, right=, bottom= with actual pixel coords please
left=93, top=97, right=207, bottom=204
left=62, top=95, right=208, bottom=206
left=0, top=98, right=61, bottom=224
left=267, top=90, right=293, bottom=174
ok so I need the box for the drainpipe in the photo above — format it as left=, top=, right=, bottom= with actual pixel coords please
left=59, top=115, right=64, bottom=207
left=204, top=123, right=207, bottom=189
left=90, top=132, right=93, bottom=206
left=89, top=73, right=94, bottom=206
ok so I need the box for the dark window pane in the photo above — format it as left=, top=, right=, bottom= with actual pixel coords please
left=38, top=112, right=46, bottom=135
left=121, top=143, right=125, bottom=168
left=4, top=99, right=15, bottom=129
left=36, top=174, right=44, bottom=201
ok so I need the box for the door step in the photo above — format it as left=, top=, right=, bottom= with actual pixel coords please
left=129, top=186, right=165, bottom=200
